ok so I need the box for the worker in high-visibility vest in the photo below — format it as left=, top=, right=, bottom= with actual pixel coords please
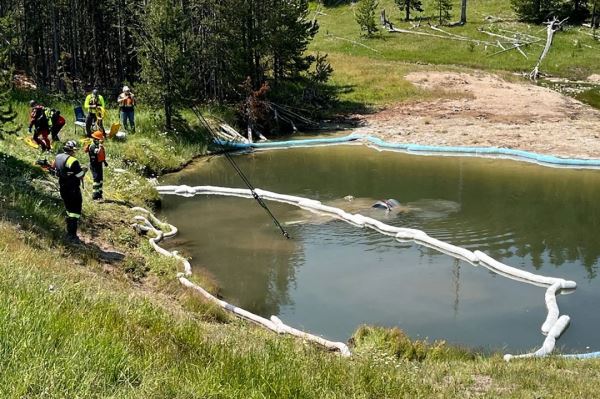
left=45, top=108, right=66, bottom=141
left=84, top=88, right=105, bottom=138
left=117, top=85, right=136, bottom=132
left=52, top=140, right=88, bottom=243
left=85, top=131, right=108, bottom=200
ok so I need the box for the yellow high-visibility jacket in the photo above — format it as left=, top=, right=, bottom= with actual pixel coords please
left=84, top=94, right=106, bottom=115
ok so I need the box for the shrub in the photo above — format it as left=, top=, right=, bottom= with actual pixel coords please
left=350, top=325, right=475, bottom=361
left=355, top=0, right=380, bottom=36
left=511, top=0, right=591, bottom=23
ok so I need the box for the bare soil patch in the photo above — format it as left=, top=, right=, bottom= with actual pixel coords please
left=354, top=71, right=600, bottom=159
left=588, top=74, right=600, bottom=83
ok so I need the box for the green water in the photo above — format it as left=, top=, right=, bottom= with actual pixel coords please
left=160, top=145, right=600, bottom=352
left=538, top=79, right=600, bottom=111
left=576, top=87, right=600, bottom=110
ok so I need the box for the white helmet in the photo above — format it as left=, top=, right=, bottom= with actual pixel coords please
left=123, top=85, right=130, bottom=92
left=63, top=140, right=78, bottom=152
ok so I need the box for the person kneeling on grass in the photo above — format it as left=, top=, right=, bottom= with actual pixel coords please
left=85, top=131, right=108, bottom=200
left=28, top=100, right=51, bottom=152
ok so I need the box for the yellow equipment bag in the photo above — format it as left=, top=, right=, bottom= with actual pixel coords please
left=108, top=122, right=121, bottom=139
left=24, top=137, right=40, bottom=149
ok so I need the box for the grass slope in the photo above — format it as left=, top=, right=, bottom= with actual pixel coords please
left=309, top=0, right=600, bottom=109
left=2, top=219, right=600, bottom=397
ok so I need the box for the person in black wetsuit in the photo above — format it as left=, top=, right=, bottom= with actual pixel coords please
left=372, top=199, right=400, bottom=211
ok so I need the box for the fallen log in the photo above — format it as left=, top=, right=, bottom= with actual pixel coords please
left=380, top=9, right=499, bottom=47
left=495, top=27, right=543, bottom=42
left=478, top=28, right=531, bottom=44
left=479, top=28, right=543, bottom=54
left=429, top=24, right=473, bottom=40
left=386, top=26, right=498, bottom=47
left=515, top=44, right=529, bottom=58
left=324, top=33, right=380, bottom=53
left=488, top=39, right=540, bottom=58
left=220, top=123, right=251, bottom=144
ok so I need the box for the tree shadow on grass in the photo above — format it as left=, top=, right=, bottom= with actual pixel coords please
left=0, top=152, right=65, bottom=239
left=327, top=83, right=377, bottom=118
left=170, top=111, right=211, bottom=148
left=320, top=0, right=352, bottom=8
left=0, top=152, right=126, bottom=266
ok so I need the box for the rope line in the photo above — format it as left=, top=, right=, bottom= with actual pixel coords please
left=131, top=207, right=348, bottom=355
left=192, top=108, right=290, bottom=239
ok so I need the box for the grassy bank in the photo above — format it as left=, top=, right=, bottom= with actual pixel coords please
left=0, top=92, right=219, bottom=289
left=309, top=0, right=600, bottom=110
left=3, top=216, right=600, bottom=397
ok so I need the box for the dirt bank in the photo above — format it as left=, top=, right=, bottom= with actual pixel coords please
left=353, top=71, right=600, bottom=159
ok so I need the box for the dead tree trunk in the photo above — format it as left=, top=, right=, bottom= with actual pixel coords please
left=592, top=0, right=598, bottom=35
left=460, top=0, right=467, bottom=24
left=530, top=17, right=567, bottom=80
left=381, top=9, right=395, bottom=31
left=52, top=2, right=63, bottom=92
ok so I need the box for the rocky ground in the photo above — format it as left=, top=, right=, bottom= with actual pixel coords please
left=353, top=71, right=600, bottom=159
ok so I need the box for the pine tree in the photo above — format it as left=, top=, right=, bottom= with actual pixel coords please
left=460, top=0, right=468, bottom=24
left=355, top=0, right=379, bottom=36
left=592, top=0, right=598, bottom=33
left=0, top=21, right=18, bottom=138
left=132, top=0, right=193, bottom=130
left=434, top=0, right=453, bottom=25
left=394, top=0, right=424, bottom=21
left=266, top=0, right=318, bottom=83
left=510, top=0, right=591, bottom=23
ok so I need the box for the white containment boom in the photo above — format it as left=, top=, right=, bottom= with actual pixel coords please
left=149, top=185, right=579, bottom=359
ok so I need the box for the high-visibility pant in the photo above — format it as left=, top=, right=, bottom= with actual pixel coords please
left=59, top=186, right=82, bottom=237
left=91, top=162, right=103, bottom=200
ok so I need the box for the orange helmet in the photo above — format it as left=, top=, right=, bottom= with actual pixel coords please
left=91, top=131, right=104, bottom=141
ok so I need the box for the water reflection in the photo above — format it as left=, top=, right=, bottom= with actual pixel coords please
left=160, top=145, right=600, bottom=351
left=452, top=259, right=461, bottom=319
left=163, top=197, right=300, bottom=316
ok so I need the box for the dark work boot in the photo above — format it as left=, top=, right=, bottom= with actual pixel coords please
left=65, top=217, right=81, bottom=244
